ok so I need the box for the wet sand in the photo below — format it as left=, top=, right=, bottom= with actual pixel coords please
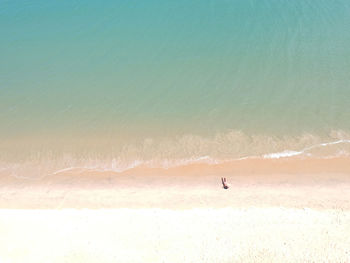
left=1, top=157, right=349, bottom=209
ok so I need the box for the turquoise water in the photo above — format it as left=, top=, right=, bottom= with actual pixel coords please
left=1, top=0, right=350, bottom=171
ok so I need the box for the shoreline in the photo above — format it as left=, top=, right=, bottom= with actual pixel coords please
left=1, top=159, right=349, bottom=210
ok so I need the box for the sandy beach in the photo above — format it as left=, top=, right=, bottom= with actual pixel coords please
left=0, top=158, right=350, bottom=262
left=1, top=208, right=350, bottom=263
left=3, top=0, right=350, bottom=261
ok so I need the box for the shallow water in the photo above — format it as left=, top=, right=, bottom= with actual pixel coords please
left=1, top=0, right=350, bottom=173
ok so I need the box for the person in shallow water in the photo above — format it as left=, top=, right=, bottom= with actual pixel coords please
left=221, top=177, right=229, bottom=189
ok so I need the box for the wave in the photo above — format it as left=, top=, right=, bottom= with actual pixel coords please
left=263, top=139, right=350, bottom=159
left=47, top=138, right=350, bottom=175
left=1, top=130, right=350, bottom=177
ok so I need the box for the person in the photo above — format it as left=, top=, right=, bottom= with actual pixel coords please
left=221, top=177, right=229, bottom=189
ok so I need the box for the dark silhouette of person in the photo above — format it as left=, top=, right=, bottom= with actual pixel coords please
left=221, top=177, right=229, bottom=189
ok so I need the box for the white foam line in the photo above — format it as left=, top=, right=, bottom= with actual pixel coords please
left=263, top=150, right=303, bottom=159
left=52, top=167, right=86, bottom=175
left=305, top=139, right=350, bottom=151
left=48, top=139, right=350, bottom=174
left=263, top=139, right=350, bottom=159
left=236, top=155, right=261, bottom=161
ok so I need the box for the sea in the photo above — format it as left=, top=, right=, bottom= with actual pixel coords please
left=1, top=0, right=350, bottom=177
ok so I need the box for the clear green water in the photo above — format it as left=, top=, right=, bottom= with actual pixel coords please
left=1, top=0, right=350, bottom=171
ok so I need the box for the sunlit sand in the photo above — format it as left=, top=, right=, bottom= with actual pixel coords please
left=1, top=158, right=350, bottom=262
left=1, top=208, right=350, bottom=263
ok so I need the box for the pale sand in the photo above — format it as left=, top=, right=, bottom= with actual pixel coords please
left=0, top=158, right=350, bottom=262
left=0, top=208, right=350, bottom=262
